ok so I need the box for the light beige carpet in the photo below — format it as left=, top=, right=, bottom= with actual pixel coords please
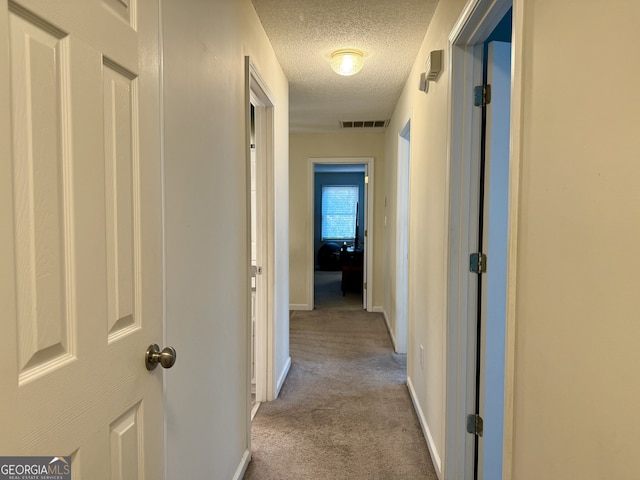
left=243, top=309, right=438, bottom=480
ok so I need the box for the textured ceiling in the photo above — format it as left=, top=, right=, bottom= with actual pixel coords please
left=251, top=0, right=439, bottom=133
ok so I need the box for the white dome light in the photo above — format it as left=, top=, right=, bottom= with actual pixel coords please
left=330, top=49, right=364, bottom=76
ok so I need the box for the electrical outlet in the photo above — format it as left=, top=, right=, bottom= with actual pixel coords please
left=420, top=345, right=424, bottom=369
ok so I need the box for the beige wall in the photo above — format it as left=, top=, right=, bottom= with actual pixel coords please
left=509, top=1, right=640, bottom=478
left=385, top=0, right=469, bottom=475
left=162, top=0, right=288, bottom=477
left=289, top=132, right=386, bottom=310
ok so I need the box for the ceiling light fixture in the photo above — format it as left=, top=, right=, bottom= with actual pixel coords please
left=330, top=49, right=364, bottom=76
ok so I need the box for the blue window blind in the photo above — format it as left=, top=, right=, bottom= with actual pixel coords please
left=321, top=185, right=359, bottom=240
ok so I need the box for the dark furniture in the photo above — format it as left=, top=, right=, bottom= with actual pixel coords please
left=340, top=246, right=364, bottom=295
left=317, top=242, right=342, bottom=271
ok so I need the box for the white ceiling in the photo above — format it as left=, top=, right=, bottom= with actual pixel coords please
left=251, top=0, right=439, bottom=133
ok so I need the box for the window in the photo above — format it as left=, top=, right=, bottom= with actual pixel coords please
left=321, top=185, right=359, bottom=240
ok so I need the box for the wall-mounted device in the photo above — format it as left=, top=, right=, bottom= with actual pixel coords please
left=418, top=50, right=444, bottom=93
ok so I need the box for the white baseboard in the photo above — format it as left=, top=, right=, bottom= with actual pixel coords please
left=289, top=304, right=312, bottom=311
left=274, top=356, right=291, bottom=399
left=407, top=377, right=443, bottom=480
left=232, top=449, right=251, bottom=480
left=251, top=401, right=261, bottom=421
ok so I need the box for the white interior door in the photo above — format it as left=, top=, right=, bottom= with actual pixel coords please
left=250, top=139, right=258, bottom=396
left=249, top=86, right=268, bottom=403
left=0, top=1, right=164, bottom=478
left=477, top=40, right=512, bottom=480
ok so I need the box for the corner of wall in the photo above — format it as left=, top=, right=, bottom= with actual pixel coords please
left=231, top=449, right=251, bottom=480
left=373, top=307, right=397, bottom=351
left=273, top=356, right=292, bottom=399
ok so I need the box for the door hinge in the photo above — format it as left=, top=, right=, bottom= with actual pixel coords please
left=474, top=84, right=491, bottom=107
left=466, top=414, right=484, bottom=436
left=363, top=282, right=367, bottom=290
left=469, top=252, right=487, bottom=274
left=365, top=175, right=369, bottom=184
left=364, top=229, right=368, bottom=237
left=250, top=266, right=263, bottom=277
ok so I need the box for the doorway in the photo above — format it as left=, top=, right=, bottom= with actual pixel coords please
left=246, top=59, right=275, bottom=413
left=395, top=121, right=411, bottom=354
left=308, top=157, right=374, bottom=312
left=313, top=163, right=366, bottom=310
left=445, top=1, right=518, bottom=479
left=475, top=18, right=512, bottom=480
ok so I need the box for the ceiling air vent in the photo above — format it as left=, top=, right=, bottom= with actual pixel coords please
left=340, top=120, right=390, bottom=129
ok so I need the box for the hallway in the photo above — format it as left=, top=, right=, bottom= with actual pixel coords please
left=244, top=306, right=437, bottom=479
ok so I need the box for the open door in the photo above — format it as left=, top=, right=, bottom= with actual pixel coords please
left=473, top=40, right=512, bottom=480
left=249, top=103, right=261, bottom=416
left=0, top=0, right=166, bottom=477
left=246, top=59, right=275, bottom=403
left=249, top=97, right=266, bottom=412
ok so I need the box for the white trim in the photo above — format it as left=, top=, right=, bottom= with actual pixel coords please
left=274, top=355, right=291, bottom=398
left=407, top=377, right=443, bottom=480
left=443, top=33, right=483, bottom=480
left=250, top=401, right=261, bottom=421
left=231, top=449, right=251, bottom=480
left=289, top=303, right=312, bottom=311
left=306, top=156, right=314, bottom=310
left=502, top=1, right=524, bottom=478
left=308, top=157, right=375, bottom=312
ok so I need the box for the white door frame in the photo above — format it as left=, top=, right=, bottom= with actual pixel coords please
left=444, top=0, right=523, bottom=479
left=245, top=58, right=276, bottom=409
left=395, top=121, right=411, bottom=354
left=308, top=157, right=374, bottom=312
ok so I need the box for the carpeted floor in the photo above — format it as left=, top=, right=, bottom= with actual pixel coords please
left=243, top=309, right=438, bottom=480
left=313, top=270, right=363, bottom=311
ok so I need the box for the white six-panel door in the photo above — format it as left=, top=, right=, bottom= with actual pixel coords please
left=0, top=0, right=164, bottom=478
